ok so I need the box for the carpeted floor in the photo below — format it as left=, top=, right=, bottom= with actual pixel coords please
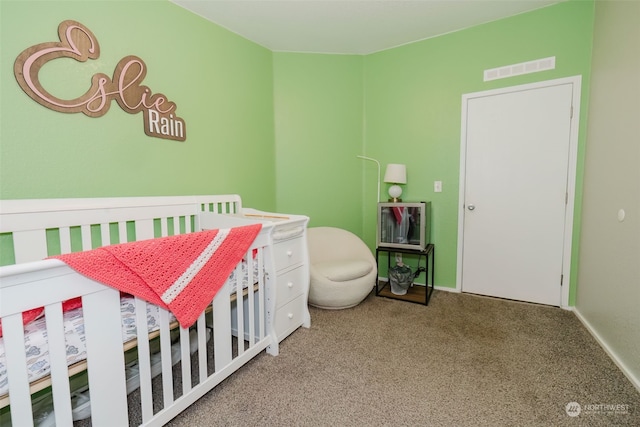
left=167, top=290, right=639, bottom=426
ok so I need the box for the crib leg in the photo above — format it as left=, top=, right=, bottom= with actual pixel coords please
left=266, top=341, right=279, bottom=356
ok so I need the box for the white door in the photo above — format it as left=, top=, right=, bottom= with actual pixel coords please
left=459, top=81, right=576, bottom=306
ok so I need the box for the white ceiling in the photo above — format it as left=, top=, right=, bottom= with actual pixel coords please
left=170, top=0, right=563, bottom=55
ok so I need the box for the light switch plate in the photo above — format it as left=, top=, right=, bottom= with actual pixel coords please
left=434, top=181, right=442, bottom=192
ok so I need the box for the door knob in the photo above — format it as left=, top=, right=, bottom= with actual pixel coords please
left=467, top=204, right=475, bottom=211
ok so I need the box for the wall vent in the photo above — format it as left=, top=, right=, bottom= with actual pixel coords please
left=484, top=56, right=556, bottom=82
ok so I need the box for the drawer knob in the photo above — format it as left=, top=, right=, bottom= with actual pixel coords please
left=287, top=282, right=293, bottom=288
left=288, top=313, right=294, bottom=319
left=286, top=250, right=293, bottom=257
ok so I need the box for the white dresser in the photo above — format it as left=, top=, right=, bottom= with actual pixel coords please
left=242, top=209, right=310, bottom=342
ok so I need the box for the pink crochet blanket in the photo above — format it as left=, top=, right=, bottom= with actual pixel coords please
left=53, top=224, right=262, bottom=328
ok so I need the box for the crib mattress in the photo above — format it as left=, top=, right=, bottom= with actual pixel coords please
left=0, top=260, right=259, bottom=397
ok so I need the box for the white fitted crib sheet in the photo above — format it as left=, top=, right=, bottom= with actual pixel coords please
left=0, top=260, right=259, bottom=397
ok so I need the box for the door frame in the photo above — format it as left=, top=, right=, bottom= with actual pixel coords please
left=456, top=76, right=582, bottom=308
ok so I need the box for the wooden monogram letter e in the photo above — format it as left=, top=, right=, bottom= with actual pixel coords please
left=14, top=20, right=187, bottom=141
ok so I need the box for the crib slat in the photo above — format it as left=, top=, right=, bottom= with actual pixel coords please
left=45, top=303, right=74, bottom=426
left=179, top=326, right=191, bottom=393
left=160, top=217, right=168, bottom=237
left=213, top=285, right=232, bottom=370
left=12, top=230, right=47, bottom=264
left=100, top=223, right=111, bottom=246
left=173, top=216, right=179, bottom=235
left=257, top=251, right=266, bottom=340
left=235, top=264, right=245, bottom=355
left=3, top=313, right=34, bottom=427
left=197, top=314, right=207, bottom=384
left=118, top=221, right=127, bottom=243
left=80, top=224, right=91, bottom=250
left=135, top=297, right=154, bottom=422
left=82, top=287, right=128, bottom=427
left=248, top=255, right=256, bottom=344
left=158, top=308, right=174, bottom=406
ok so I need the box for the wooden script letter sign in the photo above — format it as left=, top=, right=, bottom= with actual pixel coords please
left=14, top=20, right=187, bottom=141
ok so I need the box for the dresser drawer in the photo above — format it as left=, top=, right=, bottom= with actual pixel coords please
left=274, top=295, right=305, bottom=341
left=276, top=266, right=305, bottom=308
left=273, top=237, right=304, bottom=271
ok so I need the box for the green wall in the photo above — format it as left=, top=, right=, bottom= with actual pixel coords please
left=0, top=0, right=276, bottom=210
left=273, top=53, right=364, bottom=231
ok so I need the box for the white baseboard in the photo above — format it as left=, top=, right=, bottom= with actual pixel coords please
left=571, top=307, right=640, bottom=393
left=433, top=285, right=460, bottom=293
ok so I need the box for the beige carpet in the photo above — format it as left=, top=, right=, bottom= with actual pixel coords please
left=166, top=290, right=639, bottom=426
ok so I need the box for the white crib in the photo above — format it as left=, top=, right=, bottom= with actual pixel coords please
left=0, top=195, right=306, bottom=426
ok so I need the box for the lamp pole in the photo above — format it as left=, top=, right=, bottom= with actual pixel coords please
left=356, top=155, right=380, bottom=203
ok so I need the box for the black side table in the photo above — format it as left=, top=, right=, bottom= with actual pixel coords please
left=375, top=244, right=434, bottom=305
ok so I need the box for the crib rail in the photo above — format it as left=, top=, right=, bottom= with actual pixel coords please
left=0, top=195, right=242, bottom=265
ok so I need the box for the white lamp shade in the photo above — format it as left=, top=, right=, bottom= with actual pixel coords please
left=384, top=164, right=407, bottom=184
